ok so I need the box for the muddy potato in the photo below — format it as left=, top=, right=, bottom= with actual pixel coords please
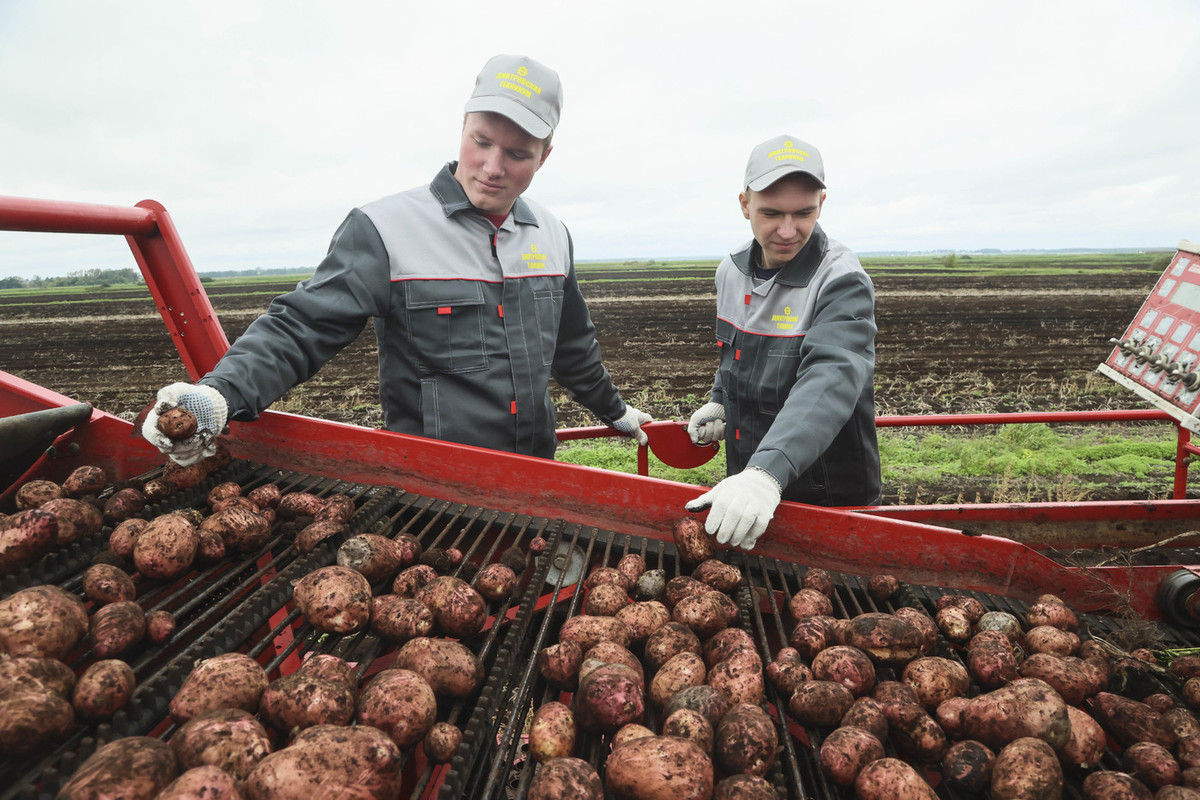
left=156, top=765, right=242, bottom=800
left=104, top=486, right=147, bottom=524
left=854, top=757, right=938, bottom=800
left=935, top=605, right=973, bottom=644
left=63, top=465, right=108, bottom=498
left=315, top=493, right=355, bottom=524
left=1092, top=691, right=1177, bottom=748
left=56, top=736, right=177, bottom=800
left=584, top=582, right=630, bottom=616
left=108, top=517, right=148, bottom=559
left=703, top=627, right=756, bottom=668
left=664, top=575, right=711, bottom=609
left=888, top=701, right=949, bottom=764
left=605, top=734, right=714, bottom=800
left=960, top=677, right=1070, bottom=750
left=82, top=562, right=137, bottom=604
left=1122, top=741, right=1181, bottom=788
left=202, top=506, right=273, bottom=554
left=41, top=497, right=104, bottom=543
left=246, top=483, right=281, bottom=509
left=392, top=563, right=437, bottom=597
left=169, top=652, right=270, bottom=723
left=902, top=655, right=970, bottom=709
left=474, top=562, right=519, bottom=602
left=616, top=553, right=646, bottom=586
left=634, top=568, right=667, bottom=601
left=936, top=696, right=971, bottom=739
left=892, top=606, right=939, bottom=655
left=937, top=594, right=987, bottom=623
left=206, top=481, right=242, bottom=506
left=644, top=621, right=703, bottom=673
left=1026, top=625, right=1080, bottom=656
left=615, top=600, right=671, bottom=643
left=820, top=725, right=885, bottom=787
left=868, top=573, right=900, bottom=602
left=788, top=615, right=833, bottom=660
left=1166, top=708, right=1200, bottom=742
left=244, top=723, right=402, bottom=800
left=990, top=736, right=1064, bottom=800
left=393, top=636, right=484, bottom=697
left=715, top=702, right=777, bottom=777
left=1081, top=771, right=1154, bottom=799
left=294, top=519, right=344, bottom=554
left=842, top=696, right=891, bottom=742
left=0, top=507, right=58, bottom=572
left=1018, top=653, right=1096, bottom=705
left=813, top=645, right=877, bottom=697
left=789, top=587, right=834, bottom=619
left=538, top=640, right=583, bottom=689
left=788, top=680, right=855, bottom=727
left=713, top=774, right=779, bottom=800
left=559, top=613, right=633, bottom=651
left=692, top=559, right=743, bottom=593
left=0, top=583, right=89, bottom=658
left=293, top=565, right=372, bottom=634
left=672, top=516, right=717, bottom=567
left=421, top=722, right=461, bottom=764
left=662, top=707, right=713, bottom=752
left=585, top=566, right=634, bottom=592
left=277, top=491, right=325, bottom=520
left=527, top=756, right=604, bottom=800
left=0, top=687, right=74, bottom=755
left=355, top=668, right=436, bottom=748
left=146, top=609, right=177, bottom=644
left=530, top=701, right=576, bottom=762
left=260, top=669, right=357, bottom=735
left=707, top=650, right=764, bottom=706
left=650, top=651, right=706, bottom=708
left=415, top=575, right=487, bottom=637
left=842, top=612, right=924, bottom=665
left=584, top=641, right=644, bottom=683
left=673, top=590, right=738, bottom=639
left=967, top=629, right=1022, bottom=689
left=664, top=684, right=731, bottom=729
left=574, top=662, right=645, bottom=733
left=72, top=658, right=136, bottom=720
left=766, top=647, right=813, bottom=696
left=90, top=599, right=146, bottom=658
left=170, top=708, right=272, bottom=780
left=369, top=594, right=434, bottom=643
left=163, top=461, right=207, bottom=491
left=16, top=478, right=64, bottom=509
left=133, top=512, right=198, bottom=580
left=802, top=566, right=834, bottom=596
left=941, top=739, right=995, bottom=795
left=0, top=654, right=76, bottom=697
left=1160, top=786, right=1200, bottom=800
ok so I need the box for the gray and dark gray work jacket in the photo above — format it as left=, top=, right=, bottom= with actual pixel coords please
left=200, top=163, right=628, bottom=458
left=711, top=224, right=881, bottom=506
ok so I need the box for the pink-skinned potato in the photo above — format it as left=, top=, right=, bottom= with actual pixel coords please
left=169, top=652, right=270, bottom=723
left=1091, top=691, right=1178, bottom=748
left=90, top=599, right=147, bottom=658
left=81, top=562, right=137, bottom=604
left=960, top=678, right=1071, bottom=750
left=260, top=669, right=357, bottom=736
left=41, top=497, right=104, bottom=543
left=584, top=641, right=644, bottom=683
left=170, top=708, right=273, bottom=780
left=72, top=658, right=136, bottom=720
left=277, top=491, right=325, bottom=520
left=1081, top=771, right=1154, bottom=799
left=941, top=739, right=996, bottom=795
left=854, top=757, right=938, bottom=800
left=392, top=636, right=484, bottom=697
left=788, top=680, right=855, bottom=728
left=202, top=506, right=273, bottom=554
left=707, top=650, right=764, bottom=707
left=692, top=559, right=742, bottom=593
left=63, top=465, right=107, bottom=498
left=529, top=701, right=576, bottom=762
left=0, top=654, right=76, bottom=697
left=133, top=512, right=198, bottom=580
left=842, top=696, right=891, bottom=742
left=355, top=668, right=436, bottom=748
left=892, top=606, right=939, bottom=655
left=574, top=662, right=645, bottom=734
left=244, top=724, right=402, bottom=800
left=292, top=565, right=372, bottom=634
left=423, top=722, right=462, bottom=764
left=605, top=734, right=714, bottom=800
left=538, top=640, right=583, bottom=690
left=649, top=651, right=706, bottom=708
left=615, top=600, right=672, bottom=643
left=15, top=479, right=64, bottom=509
left=813, top=645, right=877, bottom=697
left=820, top=725, right=886, bottom=787
left=902, top=655, right=970, bottom=709
left=415, top=575, right=487, bottom=637
left=715, top=702, right=777, bottom=777
left=155, top=765, right=243, bottom=800
left=0, top=507, right=58, bottom=573
left=703, top=627, right=756, bottom=669
left=474, top=562, right=519, bottom=602
left=989, top=736, right=1063, bottom=800
left=558, top=614, right=634, bottom=652
left=713, top=775, right=779, bottom=799
left=0, top=687, right=74, bottom=755
left=842, top=612, right=924, bottom=665
left=673, top=590, right=738, bottom=639
left=662, top=707, right=713, bottom=752
left=0, top=583, right=89, bottom=659
left=643, top=621, right=702, bottom=673
left=672, top=516, right=717, bottom=567
left=527, top=756, right=604, bottom=800
left=56, top=736, right=177, bottom=800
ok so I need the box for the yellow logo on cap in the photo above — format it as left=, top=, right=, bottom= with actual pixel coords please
left=495, top=70, right=542, bottom=99
left=770, top=141, right=810, bottom=163
left=522, top=243, right=546, bottom=268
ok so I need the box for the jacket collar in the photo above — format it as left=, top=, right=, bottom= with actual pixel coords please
left=730, top=223, right=828, bottom=287
left=430, top=162, right=539, bottom=226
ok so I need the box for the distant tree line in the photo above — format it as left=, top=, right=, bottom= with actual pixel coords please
left=0, top=267, right=143, bottom=289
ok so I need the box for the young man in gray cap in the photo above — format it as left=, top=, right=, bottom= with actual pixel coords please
left=142, top=54, right=651, bottom=465
left=684, top=135, right=881, bottom=549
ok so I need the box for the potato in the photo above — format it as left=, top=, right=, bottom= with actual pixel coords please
left=246, top=483, right=281, bottom=509
left=692, top=558, right=742, bottom=592
left=104, top=486, right=147, bottom=524
left=820, top=725, right=885, bottom=787
left=842, top=696, right=890, bottom=742
left=605, top=734, right=714, bottom=800
left=155, top=765, right=242, bottom=800
left=16, top=478, right=64, bottom=509
left=90, top=599, right=146, bottom=658
left=292, top=565, right=372, bottom=634
left=960, top=678, right=1070, bottom=750
left=788, top=616, right=833, bottom=660
left=867, top=574, right=900, bottom=602
left=941, top=739, right=995, bottom=794
left=81, top=562, right=137, bottom=604
left=1166, top=708, right=1200, bottom=741
left=0, top=583, right=89, bottom=658
left=664, top=684, right=731, bottom=728
left=260, top=666, right=357, bottom=736
left=634, top=568, right=667, bottom=601
left=392, top=636, right=484, bottom=697
left=788, top=680, right=855, bottom=727
left=423, top=722, right=462, bottom=764
left=902, top=655, right=970, bottom=709
left=615, top=600, right=671, bottom=643
left=527, top=756, right=604, bottom=800
left=715, top=702, right=777, bottom=777
left=976, top=609, right=1022, bottom=639
left=989, top=736, right=1064, bottom=800
left=644, top=621, right=702, bottom=673
left=712, top=774, right=778, bottom=799
left=474, top=562, right=519, bottom=601
left=766, top=647, right=812, bottom=696
left=63, top=465, right=108, bottom=498
left=937, top=593, right=987, bottom=622
left=0, top=687, right=73, bottom=755
left=664, top=575, right=711, bottom=609
left=293, top=519, right=343, bottom=553
left=108, top=517, right=147, bottom=558
left=585, top=582, right=630, bottom=616
left=1122, top=741, right=1181, bottom=788
left=163, top=461, right=207, bottom=491
left=586, top=565, right=634, bottom=592
left=355, top=668, right=436, bottom=748
left=813, top=645, right=877, bottom=697
left=935, top=605, right=974, bottom=644
left=415, top=575, right=487, bottom=637
left=789, top=587, right=834, bottom=619
left=277, top=491, right=325, bottom=519
left=1081, top=771, right=1153, bottom=799
left=202, top=506, right=273, bottom=554
left=56, top=736, right=178, bottom=800
left=854, top=757, right=938, bottom=799
left=1018, top=652, right=1095, bottom=706
left=967, top=628, right=1022, bottom=689
left=529, top=700, right=576, bottom=762
left=369, top=594, right=434, bottom=643
left=841, top=612, right=924, bottom=665
left=802, top=566, right=834, bottom=596
left=892, top=606, right=938, bottom=655
left=0, top=654, right=76, bottom=697
left=169, top=652, right=270, bottom=723
left=702, top=629, right=756, bottom=673
left=613, top=723, right=657, bottom=749
left=1092, top=691, right=1178, bottom=748
left=888, top=701, right=949, bottom=764
left=315, top=493, right=356, bottom=524
left=147, top=609, right=177, bottom=644
left=1160, top=786, right=1200, bottom=800
left=72, top=658, right=135, bottom=720
left=41, top=497, right=104, bottom=543
left=0, top=507, right=58, bottom=572
left=392, top=563, right=437, bottom=597
left=650, top=651, right=706, bottom=708
left=873, top=679, right=921, bottom=711
left=707, top=650, right=764, bottom=706
left=616, top=552, right=646, bottom=586
left=559, top=614, right=633, bottom=651
left=244, top=723, right=402, bottom=800
left=1025, top=625, right=1079, bottom=656
left=1026, top=599, right=1079, bottom=631
left=574, top=662, right=645, bottom=733
left=662, top=707, right=713, bottom=752
left=673, top=590, right=738, bottom=639
left=133, top=512, right=198, bottom=580
left=672, top=516, right=717, bottom=567
left=538, top=640, right=583, bottom=689
left=584, top=641, right=644, bottom=683
left=170, top=707, right=273, bottom=780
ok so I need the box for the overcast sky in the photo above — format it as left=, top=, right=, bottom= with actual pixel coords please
left=2, top=0, right=1198, bottom=279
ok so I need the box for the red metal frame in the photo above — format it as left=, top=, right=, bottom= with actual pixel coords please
left=3, top=194, right=1199, bottom=621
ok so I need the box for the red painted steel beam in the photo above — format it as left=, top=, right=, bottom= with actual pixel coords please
left=0, top=195, right=158, bottom=236
left=878, top=409, right=1173, bottom=426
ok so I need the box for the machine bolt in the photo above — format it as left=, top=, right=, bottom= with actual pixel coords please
left=1185, top=372, right=1200, bottom=391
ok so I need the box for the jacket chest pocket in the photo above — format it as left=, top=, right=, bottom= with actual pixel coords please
left=532, top=289, right=564, bottom=366
left=756, top=343, right=804, bottom=414
left=404, top=281, right=488, bottom=374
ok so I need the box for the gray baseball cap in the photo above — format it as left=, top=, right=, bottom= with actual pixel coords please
left=744, top=135, right=826, bottom=191
left=464, top=54, right=562, bottom=139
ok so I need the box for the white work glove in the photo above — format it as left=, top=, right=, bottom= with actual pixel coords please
left=141, top=382, right=229, bottom=466
left=685, top=466, right=782, bottom=550
left=686, top=401, right=726, bottom=444
left=610, top=404, right=652, bottom=446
